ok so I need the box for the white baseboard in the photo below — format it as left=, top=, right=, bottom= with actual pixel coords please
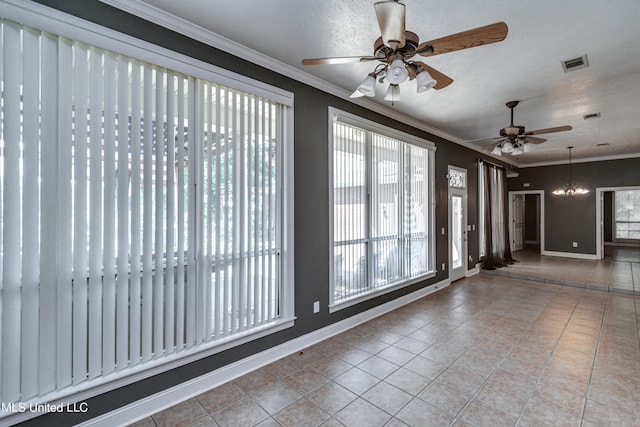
left=541, top=250, right=599, bottom=260
left=78, top=278, right=451, bottom=427
left=466, top=264, right=481, bottom=277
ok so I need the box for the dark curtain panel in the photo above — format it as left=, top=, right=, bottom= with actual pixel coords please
left=481, top=162, right=515, bottom=270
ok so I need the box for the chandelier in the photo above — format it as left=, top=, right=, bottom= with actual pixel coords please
left=552, top=146, right=590, bottom=196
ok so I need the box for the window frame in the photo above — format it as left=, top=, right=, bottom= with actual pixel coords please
left=613, top=189, right=640, bottom=243
left=328, top=107, right=436, bottom=312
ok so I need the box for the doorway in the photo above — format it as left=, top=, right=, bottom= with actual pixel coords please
left=448, top=166, right=467, bottom=282
left=509, top=190, right=544, bottom=254
left=596, top=186, right=640, bottom=259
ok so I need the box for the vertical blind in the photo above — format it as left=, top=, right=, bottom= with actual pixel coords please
left=0, top=18, right=284, bottom=404
left=332, top=118, right=433, bottom=306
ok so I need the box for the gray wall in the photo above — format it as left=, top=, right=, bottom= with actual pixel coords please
left=21, top=1, right=507, bottom=425
left=508, top=158, right=640, bottom=255
left=524, top=193, right=539, bottom=244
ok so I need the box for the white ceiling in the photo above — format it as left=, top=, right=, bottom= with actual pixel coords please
left=104, top=0, right=640, bottom=167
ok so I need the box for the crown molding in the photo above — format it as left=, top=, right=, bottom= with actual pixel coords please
left=517, top=152, right=640, bottom=168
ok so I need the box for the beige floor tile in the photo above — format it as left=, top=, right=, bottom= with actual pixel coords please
left=274, top=398, right=330, bottom=427
left=395, top=398, right=454, bottom=427
left=362, top=381, right=413, bottom=415
left=152, top=398, right=210, bottom=427
left=212, top=396, right=269, bottom=427
left=334, top=398, right=392, bottom=427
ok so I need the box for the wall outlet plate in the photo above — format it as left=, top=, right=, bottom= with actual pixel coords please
left=313, top=301, right=320, bottom=313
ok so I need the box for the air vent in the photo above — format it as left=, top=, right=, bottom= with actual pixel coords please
left=561, top=55, right=589, bottom=72
left=583, top=112, right=600, bottom=120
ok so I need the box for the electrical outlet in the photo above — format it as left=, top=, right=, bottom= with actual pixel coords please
left=313, top=301, right=319, bottom=313
left=442, top=263, right=446, bottom=271
left=572, top=242, right=578, bottom=248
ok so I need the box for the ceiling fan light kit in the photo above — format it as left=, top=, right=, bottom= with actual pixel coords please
left=302, top=0, right=509, bottom=104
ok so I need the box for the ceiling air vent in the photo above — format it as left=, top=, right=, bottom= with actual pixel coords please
left=561, top=54, right=589, bottom=72
left=583, top=112, right=600, bottom=120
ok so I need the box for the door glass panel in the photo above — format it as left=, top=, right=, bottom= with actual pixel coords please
left=452, top=194, right=463, bottom=269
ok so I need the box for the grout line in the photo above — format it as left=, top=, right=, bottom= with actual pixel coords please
left=577, top=297, right=607, bottom=427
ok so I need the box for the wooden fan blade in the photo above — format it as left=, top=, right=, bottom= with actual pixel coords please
left=374, top=0, right=406, bottom=49
left=523, top=125, right=572, bottom=135
left=416, top=22, right=509, bottom=57
left=415, top=62, right=453, bottom=90
left=462, top=136, right=502, bottom=143
left=523, top=136, right=546, bottom=144
left=301, top=56, right=377, bottom=66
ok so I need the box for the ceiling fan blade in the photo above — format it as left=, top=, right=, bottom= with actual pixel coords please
left=523, top=125, right=572, bottom=135
left=416, top=21, right=508, bottom=56
left=374, top=0, right=406, bottom=49
left=523, top=136, right=547, bottom=144
left=301, top=56, right=377, bottom=66
left=462, top=136, right=502, bottom=143
left=415, top=62, right=453, bottom=90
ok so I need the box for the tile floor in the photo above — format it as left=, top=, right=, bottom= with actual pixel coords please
left=129, top=251, right=640, bottom=427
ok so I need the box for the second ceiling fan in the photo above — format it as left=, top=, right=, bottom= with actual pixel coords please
left=485, top=100, right=573, bottom=156
left=301, top=0, right=509, bottom=100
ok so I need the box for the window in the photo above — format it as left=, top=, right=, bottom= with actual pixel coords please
left=0, top=15, right=293, bottom=405
left=614, top=189, right=640, bottom=241
left=329, top=108, right=435, bottom=310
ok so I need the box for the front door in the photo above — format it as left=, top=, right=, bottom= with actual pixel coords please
left=511, top=194, right=525, bottom=252
left=448, top=166, right=467, bottom=282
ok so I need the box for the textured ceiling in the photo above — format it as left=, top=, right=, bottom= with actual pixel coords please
left=104, top=0, right=640, bottom=167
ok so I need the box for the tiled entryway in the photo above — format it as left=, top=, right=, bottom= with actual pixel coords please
left=128, top=270, right=640, bottom=427
left=482, top=246, right=640, bottom=294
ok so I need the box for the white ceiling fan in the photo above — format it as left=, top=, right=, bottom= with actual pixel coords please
left=302, top=0, right=509, bottom=101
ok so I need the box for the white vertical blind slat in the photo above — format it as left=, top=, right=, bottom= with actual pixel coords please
left=116, top=57, right=131, bottom=370
left=193, top=80, right=205, bottom=344
left=21, top=25, right=42, bottom=398
left=56, top=36, right=74, bottom=389
left=222, top=86, right=230, bottom=336
left=129, top=61, right=142, bottom=366
left=175, top=75, right=186, bottom=352
left=72, top=41, right=89, bottom=386
left=153, top=69, right=165, bottom=359
left=141, top=65, right=154, bottom=362
left=213, top=85, right=222, bottom=337
left=238, top=94, right=246, bottom=331
left=39, top=30, right=59, bottom=394
left=88, top=46, right=104, bottom=380
left=267, top=103, right=274, bottom=320
left=1, top=20, right=22, bottom=403
left=102, top=51, right=117, bottom=375
left=165, top=72, right=176, bottom=355
left=204, top=84, right=213, bottom=340
left=251, top=97, right=259, bottom=326
left=185, top=78, right=196, bottom=348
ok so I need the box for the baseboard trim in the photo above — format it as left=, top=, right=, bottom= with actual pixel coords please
left=541, top=250, right=599, bottom=260
left=78, top=278, right=451, bottom=427
left=466, top=264, right=481, bottom=277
